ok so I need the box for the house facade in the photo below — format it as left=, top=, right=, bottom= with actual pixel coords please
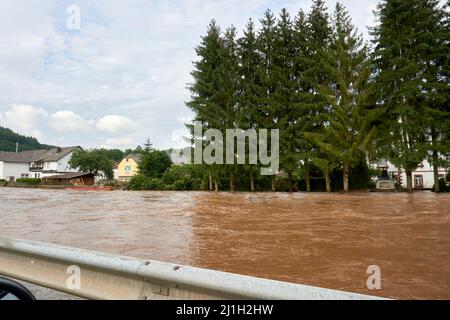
left=117, top=153, right=142, bottom=181
left=380, top=159, right=448, bottom=189
left=0, top=146, right=80, bottom=181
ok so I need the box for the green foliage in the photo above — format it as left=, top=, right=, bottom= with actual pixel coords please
left=139, top=150, right=172, bottom=178
left=0, top=126, right=52, bottom=152
left=130, top=165, right=207, bottom=191
left=142, top=178, right=165, bottom=190
left=434, top=178, right=450, bottom=192
left=95, top=148, right=125, bottom=163
left=183, top=0, right=449, bottom=192
left=128, top=175, right=165, bottom=190
left=172, top=176, right=194, bottom=191
left=304, top=3, right=375, bottom=191
left=68, top=149, right=114, bottom=179
left=127, top=175, right=147, bottom=190
left=370, top=0, right=449, bottom=191
left=15, top=178, right=41, bottom=185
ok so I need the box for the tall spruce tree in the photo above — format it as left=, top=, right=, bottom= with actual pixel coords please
left=273, top=8, right=299, bottom=192
left=222, top=26, right=240, bottom=191
left=307, top=3, right=375, bottom=192
left=301, top=0, right=334, bottom=192
left=371, top=0, right=446, bottom=192
left=256, top=10, right=279, bottom=191
left=238, top=19, right=261, bottom=191
left=186, top=20, right=226, bottom=191
left=419, top=1, right=450, bottom=192
left=293, top=8, right=314, bottom=191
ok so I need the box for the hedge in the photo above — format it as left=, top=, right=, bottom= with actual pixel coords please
left=15, top=178, right=42, bottom=185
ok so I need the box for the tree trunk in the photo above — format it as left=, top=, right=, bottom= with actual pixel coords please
left=405, top=169, right=413, bottom=193
left=288, top=172, right=293, bottom=193
left=305, top=170, right=311, bottom=192
left=271, top=175, right=276, bottom=192
left=431, top=129, right=440, bottom=193
left=433, top=150, right=440, bottom=193
left=249, top=164, right=255, bottom=192
left=325, top=172, right=331, bottom=193
left=229, top=170, right=235, bottom=192
left=343, top=161, right=349, bottom=192
left=214, top=180, right=219, bottom=192
left=208, top=171, right=213, bottom=191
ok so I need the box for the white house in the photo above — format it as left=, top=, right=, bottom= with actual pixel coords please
left=379, top=159, right=448, bottom=189
left=0, top=146, right=80, bottom=181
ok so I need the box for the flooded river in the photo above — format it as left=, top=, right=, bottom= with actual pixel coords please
left=0, top=187, right=449, bottom=299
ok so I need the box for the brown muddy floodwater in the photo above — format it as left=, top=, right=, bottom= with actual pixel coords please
left=0, top=188, right=449, bottom=299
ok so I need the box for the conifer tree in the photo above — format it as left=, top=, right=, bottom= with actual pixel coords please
left=238, top=19, right=261, bottom=191
left=293, top=9, right=314, bottom=191
left=308, top=3, right=375, bottom=192
left=256, top=10, right=278, bottom=191
left=301, top=0, right=334, bottom=191
left=371, top=0, right=446, bottom=192
left=419, top=1, right=450, bottom=192
left=222, top=26, right=240, bottom=191
left=186, top=20, right=226, bottom=191
left=272, top=9, right=299, bottom=192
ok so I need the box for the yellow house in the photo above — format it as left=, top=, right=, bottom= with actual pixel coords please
left=117, top=153, right=142, bottom=181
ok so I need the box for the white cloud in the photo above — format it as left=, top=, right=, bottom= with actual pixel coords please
left=96, top=115, right=135, bottom=134
left=2, top=104, right=48, bottom=135
left=104, top=137, right=133, bottom=147
left=0, top=0, right=382, bottom=149
left=50, top=110, right=93, bottom=131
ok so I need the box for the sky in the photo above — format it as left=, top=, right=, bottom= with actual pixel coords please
left=0, top=0, right=380, bottom=150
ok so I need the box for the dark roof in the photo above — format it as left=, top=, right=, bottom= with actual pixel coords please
left=123, top=153, right=142, bottom=163
left=0, top=146, right=80, bottom=163
left=43, top=172, right=94, bottom=179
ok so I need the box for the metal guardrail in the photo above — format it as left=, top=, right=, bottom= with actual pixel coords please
left=0, top=237, right=384, bottom=300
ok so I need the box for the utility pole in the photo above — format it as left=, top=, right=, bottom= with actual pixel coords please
left=16, top=142, right=18, bottom=153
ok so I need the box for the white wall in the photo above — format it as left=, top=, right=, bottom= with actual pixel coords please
left=386, top=159, right=447, bottom=189
left=0, top=162, right=31, bottom=181
left=40, top=152, right=78, bottom=177
left=57, top=153, right=77, bottom=172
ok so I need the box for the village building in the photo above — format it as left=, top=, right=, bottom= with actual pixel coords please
left=378, top=159, right=448, bottom=190
left=117, top=153, right=142, bottom=182
left=42, top=172, right=95, bottom=186
left=0, top=146, right=81, bottom=182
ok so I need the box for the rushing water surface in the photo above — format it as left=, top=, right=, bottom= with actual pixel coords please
left=0, top=187, right=449, bottom=299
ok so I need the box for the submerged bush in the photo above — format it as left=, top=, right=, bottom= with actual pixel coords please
left=127, top=175, right=147, bottom=190
left=433, top=178, right=450, bottom=192
left=172, top=176, right=193, bottom=191
left=128, top=175, right=166, bottom=190
left=142, top=178, right=165, bottom=190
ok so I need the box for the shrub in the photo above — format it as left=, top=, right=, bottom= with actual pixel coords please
left=128, top=175, right=166, bottom=190
left=142, top=178, right=165, bottom=190
left=128, top=175, right=147, bottom=190
left=172, top=176, right=193, bottom=191
left=433, top=178, right=450, bottom=192
left=15, top=178, right=41, bottom=185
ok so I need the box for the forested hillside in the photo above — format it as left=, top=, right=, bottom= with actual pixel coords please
left=0, top=126, right=52, bottom=152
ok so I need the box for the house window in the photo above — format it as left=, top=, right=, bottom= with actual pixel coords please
left=414, top=175, right=423, bottom=188
left=21, top=173, right=29, bottom=178
left=124, top=165, right=132, bottom=175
